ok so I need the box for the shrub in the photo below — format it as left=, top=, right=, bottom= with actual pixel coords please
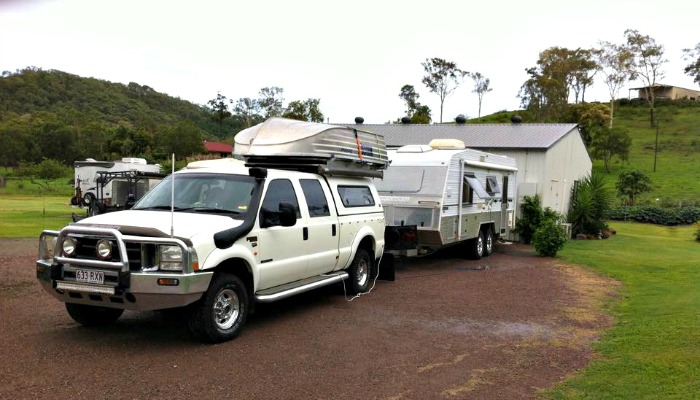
left=532, top=219, right=568, bottom=257
left=568, top=172, right=614, bottom=236
left=607, top=205, right=700, bottom=225
left=515, top=195, right=545, bottom=244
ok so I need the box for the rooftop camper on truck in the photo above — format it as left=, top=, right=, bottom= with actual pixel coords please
left=375, top=139, right=518, bottom=259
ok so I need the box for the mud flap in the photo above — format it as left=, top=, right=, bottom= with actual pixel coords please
left=376, top=254, right=395, bottom=281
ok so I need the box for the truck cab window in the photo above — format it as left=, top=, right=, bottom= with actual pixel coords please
left=300, top=179, right=330, bottom=217
left=260, top=179, right=301, bottom=223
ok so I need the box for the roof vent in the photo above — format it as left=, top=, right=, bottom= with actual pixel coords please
left=401, top=116, right=411, bottom=124
left=511, top=115, right=523, bottom=124
left=354, top=116, right=364, bottom=124
left=455, top=115, right=467, bottom=124
left=429, top=139, right=466, bottom=150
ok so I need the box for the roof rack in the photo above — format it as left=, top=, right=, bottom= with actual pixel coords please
left=234, top=118, right=388, bottom=178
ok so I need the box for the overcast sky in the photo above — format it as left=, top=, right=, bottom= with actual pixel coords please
left=1, top=0, right=698, bottom=124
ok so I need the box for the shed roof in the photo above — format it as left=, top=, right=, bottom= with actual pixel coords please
left=340, top=123, right=579, bottom=149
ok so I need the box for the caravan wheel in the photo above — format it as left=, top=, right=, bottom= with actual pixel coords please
left=82, top=192, right=95, bottom=206
left=483, top=227, right=494, bottom=257
left=468, top=231, right=485, bottom=260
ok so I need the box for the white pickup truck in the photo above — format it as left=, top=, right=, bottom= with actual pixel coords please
left=36, top=118, right=388, bottom=343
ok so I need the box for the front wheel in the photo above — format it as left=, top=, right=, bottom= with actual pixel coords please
left=187, top=273, right=249, bottom=343
left=468, top=230, right=485, bottom=260
left=347, top=248, right=372, bottom=295
left=65, top=303, right=124, bottom=326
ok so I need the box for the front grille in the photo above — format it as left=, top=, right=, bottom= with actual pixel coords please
left=71, top=236, right=147, bottom=270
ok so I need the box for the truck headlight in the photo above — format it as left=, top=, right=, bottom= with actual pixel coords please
left=158, top=245, right=184, bottom=271
left=62, top=237, right=78, bottom=257
left=96, top=239, right=113, bottom=260
left=39, top=234, right=58, bottom=260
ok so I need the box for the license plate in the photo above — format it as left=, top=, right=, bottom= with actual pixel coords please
left=75, top=269, right=105, bottom=284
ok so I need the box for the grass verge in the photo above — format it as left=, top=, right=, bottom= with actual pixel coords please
left=546, top=221, right=700, bottom=399
left=0, top=195, right=77, bottom=238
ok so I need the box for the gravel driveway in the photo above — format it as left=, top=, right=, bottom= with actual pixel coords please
left=0, top=239, right=616, bottom=399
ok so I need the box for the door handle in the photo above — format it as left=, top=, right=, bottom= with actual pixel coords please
left=332, top=224, right=336, bottom=236
left=303, top=227, right=308, bottom=240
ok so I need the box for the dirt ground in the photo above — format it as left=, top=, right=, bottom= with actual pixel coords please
left=0, top=239, right=617, bottom=400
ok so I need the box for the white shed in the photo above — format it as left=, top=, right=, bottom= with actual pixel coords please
left=342, top=120, right=591, bottom=218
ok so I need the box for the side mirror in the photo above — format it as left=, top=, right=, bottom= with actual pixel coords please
left=259, top=203, right=297, bottom=228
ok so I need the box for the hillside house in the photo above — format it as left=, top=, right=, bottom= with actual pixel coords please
left=344, top=118, right=592, bottom=219
left=631, top=84, right=700, bottom=101
left=203, top=140, right=233, bottom=158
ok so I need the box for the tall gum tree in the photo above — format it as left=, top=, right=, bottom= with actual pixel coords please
left=596, top=41, right=636, bottom=128
left=421, top=58, right=467, bottom=123
left=624, top=29, right=667, bottom=128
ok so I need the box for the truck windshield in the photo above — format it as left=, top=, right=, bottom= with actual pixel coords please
left=133, top=173, right=256, bottom=218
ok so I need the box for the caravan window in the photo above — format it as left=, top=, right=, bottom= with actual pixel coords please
left=486, top=176, right=500, bottom=195
left=463, top=175, right=491, bottom=201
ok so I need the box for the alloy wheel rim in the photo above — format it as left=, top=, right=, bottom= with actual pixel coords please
left=213, top=288, right=240, bottom=330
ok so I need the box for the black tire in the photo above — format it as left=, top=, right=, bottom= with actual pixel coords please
left=187, top=273, right=249, bottom=343
left=347, top=248, right=372, bottom=295
left=82, top=192, right=95, bottom=207
left=468, top=230, right=485, bottom=260
left=483, top=227, right=495, bottom=257
left=65, top=303, right=124, bottom=327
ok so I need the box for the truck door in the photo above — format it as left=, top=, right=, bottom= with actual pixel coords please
left=299, top=178, right=340, bottom=276
left=256, top=179, right=309, bottom=289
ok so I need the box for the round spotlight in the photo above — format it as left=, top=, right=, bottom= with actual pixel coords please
left=62, top=237, right=78, bottom=257
left=96, top=239, right=113, bottom=260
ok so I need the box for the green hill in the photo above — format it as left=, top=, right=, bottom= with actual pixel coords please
left=597, top=100, right=700, bottom=205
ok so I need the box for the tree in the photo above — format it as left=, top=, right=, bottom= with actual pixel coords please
left=569, top=48, right=599, bottom=103
left=18, top=158, right=70, bottom=191
left=591, top=127, right=632, bottom=172
left=282, top=99, right=324, bottom=122
left=570, top=102, right=611, bottom=147
left=596, top=41, right=636, bottom=128
left=624, top=29, right=667, bottom=128
left=397, top=85, right=431, bottom=123
left=411, top=105, right=432, bottom=124
left=258, top=87, right=285, bottom=118
left=207, top=92, right=231, bottom=136
left=398, top=85, right=421, bottom=117
left=157, top=120, right=204, bottom=160
left=421, top=58, right=467, bottom=123
left=518, top=47, right=576, bottom=122
left=682, top=43, right=700, bottom=86
left=616, top=169, right=653, bottom=206
left=469, top=72, right=492, bottom=118
left=232, top=97, right=262, bottom=128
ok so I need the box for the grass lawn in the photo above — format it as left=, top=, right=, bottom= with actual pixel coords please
left=0, top=195, right=77, bottom=238
left=547, top=221, right=700, bottom=399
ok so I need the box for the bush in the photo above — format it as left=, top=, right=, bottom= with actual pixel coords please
left=568, top=172, right=614, bottom=236
left=532, top=219, right=568, bottom=257
left=516, top=195, right=556, bottom=244
left=607, top=205, right=700, bottom=225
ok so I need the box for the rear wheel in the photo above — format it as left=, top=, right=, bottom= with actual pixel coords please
left=483, top=227, right=495, bottom=257
left=187, top=273, right=249, bottom=343
left=347, top=248, right=372, bottom=295
left=65, top=303, right=124, bottom=326
left=82, top=192, right=95, bottom=207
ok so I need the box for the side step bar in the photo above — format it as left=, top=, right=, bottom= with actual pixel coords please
left=254, top=271, right=348, bottom=303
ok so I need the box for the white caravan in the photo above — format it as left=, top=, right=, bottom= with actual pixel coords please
left=375, top=139, right=517, bottom=259
left=73, top=158, right=162, bottom=207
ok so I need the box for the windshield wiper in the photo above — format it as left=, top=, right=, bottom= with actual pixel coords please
left=133, top=205, right=190, bottom=211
